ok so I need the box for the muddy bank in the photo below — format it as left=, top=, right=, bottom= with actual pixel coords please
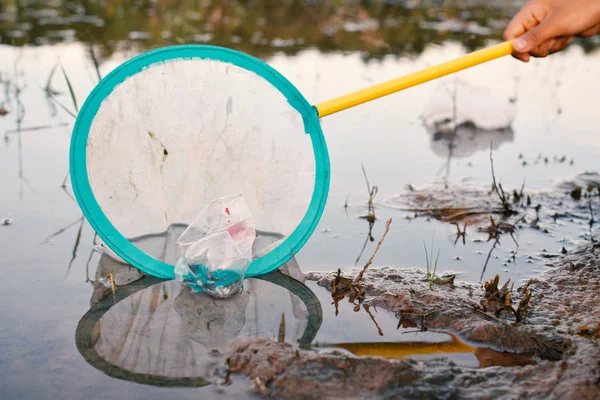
left=226, top=243, right=600, bottom=399
left=388, top=172, right=600, bottom=232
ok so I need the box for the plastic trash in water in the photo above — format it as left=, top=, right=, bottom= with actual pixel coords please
left=174, top=194, right=256, bottom=298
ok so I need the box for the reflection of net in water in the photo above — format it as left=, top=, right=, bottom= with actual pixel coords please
left=77, top=252, right=322, bottom=386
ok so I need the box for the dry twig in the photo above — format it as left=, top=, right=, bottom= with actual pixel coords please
left=490, top=143, right=514, bottom=216
left=109, top=272, right=116, bottom=296
left=363, top=304, right=384, bottom=336
left=354, top=218, right=392, bottom=286
left=278, top=313, right=286, bottom=343
left=254, top=377, right=268, bottom=397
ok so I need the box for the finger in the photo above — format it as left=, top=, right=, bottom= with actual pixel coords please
left=503, top=2, right=547, bottom=40
left=579, top=23, right=600, bottom=37
left=511, top=52, right=531, bottom=62
left=504, top=1, right=551, bottom=60
left=526, top=36, right=574, bottom=58
left=530, top=37, right=567, bottom=57
left=548, top=36, right=575, bottom=54
left=512, top=12, right=563, bottom=53
left=530, top=38, right=556, bottom=57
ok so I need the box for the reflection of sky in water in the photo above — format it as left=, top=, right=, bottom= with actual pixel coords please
left=1, top=38, right=599, bottom=398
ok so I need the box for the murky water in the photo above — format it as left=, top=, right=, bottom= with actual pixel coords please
left=1, top=1, right=599, bottom=398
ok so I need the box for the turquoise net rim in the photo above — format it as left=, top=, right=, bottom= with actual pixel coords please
left=70, top=44, right=330, bottom=279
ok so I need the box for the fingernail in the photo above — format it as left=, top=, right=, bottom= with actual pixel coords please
left=513, top=37, right=527, bottom=52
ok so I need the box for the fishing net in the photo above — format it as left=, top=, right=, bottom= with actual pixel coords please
left=71, top=46, right=329, bottom=282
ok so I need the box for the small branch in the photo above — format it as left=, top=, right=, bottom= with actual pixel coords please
left=361, top=162, right=378, bottom=217
left=399, top=310, right=439, bottom=317
left=88, top=40, right=102, bottom=83
left=41, top=216, right=84, bottom=244
left=469, top=305, right=513, bottom=327
left=344, top=194, right=349, bottom=218
left=331, top=268, right=341, bottom=297
left=5, top=122, right=69, bottom=134
left=278, top=313, right=286, bottom=343
left=65, top=218, right=85, bottom=278
left=361, top=162, right=371, bottom=195
left=480, top=237, right=500, bottom=282
left=363, top=304, right=384, bottom=336
left=490, top=143, right=502, bottom=201
left=495, top=305, right=521, bottom=322
left=355, top=218, right=375, bottom=265
left=109, top=272, right=116, bottom=296
left=490, top=142, right=513, bottom=215
left=509, top=215, right=526, bottom=231
left=61, top=170, right=70, bottom=189
left=354, top=218, right=392, bottom=285
left=46, top=91, right=77, bottom=118
left=254, top=377, right=267, bottom=397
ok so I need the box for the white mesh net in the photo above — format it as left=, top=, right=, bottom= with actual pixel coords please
left=86, top=58, right=315, bottom=265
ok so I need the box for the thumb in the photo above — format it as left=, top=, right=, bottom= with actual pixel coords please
left=512, top=20, right=558, bottom=53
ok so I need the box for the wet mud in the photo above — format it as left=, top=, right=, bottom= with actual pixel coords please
left=390, top=171, right=600, bottom=230
left=226, top=242, right=600, bottom=399
left=309, top=268, right=556, bottom=358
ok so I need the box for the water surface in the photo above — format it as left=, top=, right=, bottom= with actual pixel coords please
left=1, top=1, right=599, bottom=398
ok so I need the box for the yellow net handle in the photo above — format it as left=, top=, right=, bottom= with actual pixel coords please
left=315, top=41, right=514, bottom=118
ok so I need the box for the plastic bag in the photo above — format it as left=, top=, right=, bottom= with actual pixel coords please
left=175, top=194, right=256, bottom=298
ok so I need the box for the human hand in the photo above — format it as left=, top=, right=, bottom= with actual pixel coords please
left=503, top=0, right=600, bottom=62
